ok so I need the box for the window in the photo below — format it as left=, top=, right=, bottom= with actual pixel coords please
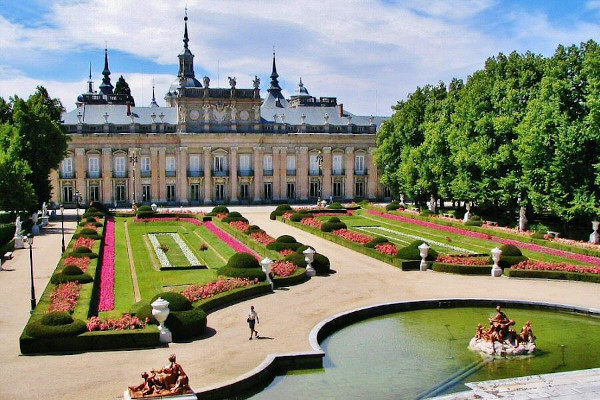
left=286, top=183, right=296, bottom=199
left=310, top=181, right=321, bottom=198
left=355, top=181, right=365, bottom=198
left=263, top=183, right=272, bottom=200
left=62, top=158, right=73, bottom=178
left=333, top=181, right=343, bottom=197
left=309, top=155, right=320, bottom=175
left=215, top=184, right=225, bottom=201
left=355, top=154, right=365, bottom=173
left=263, top=154, right=273, bottom=172
left=142, top=185, right=151, bottom=202
left=240, top=184, right=249, bottom=200
left=189, top=155, right=200, bottom=176
left=383, top=186, right=392, bottom=198
left=166, top=156, right=176, bottom=172
left=114, top=156, right=126, bottom=177
left=141, top=157, right=151, bottom=172
left=190, top=184, right=200, bottom=201
left=115, top=184, right=126, bottom=202
left=167, top=184, right=176, bottom=202
left=88, top=157, right=99, bottom=177
left=333, top=154, right=343, bottom=174
left=286, top=155, right=296, bottom=171
left=89, top=185, right=100, bottom=202
left=214, top=156, right=226, bottom=172
left=239, top=154, right=251, bottom=173
left=63, top=186, right=73, bottom=203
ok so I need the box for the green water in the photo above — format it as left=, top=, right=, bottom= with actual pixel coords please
left=240, top=307, right=600, bottom=400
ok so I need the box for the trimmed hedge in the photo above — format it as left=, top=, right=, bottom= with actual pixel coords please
left=276, top=235, right=297, bottom=243
left=150, top=292, right=192, bottom=311
left=165, top=308, right=207, bottom=341
left=212, top=205, right=230, bottom=214
left=246, top=225, right=263, bottom=234
left=284, top=251, right=330, bottom=273
left=226, top=252, right=260, bottom=269
left=498, top=244, right=527, bottom=268
left=321, top=221, right=347, bottom=232
left=465, top=216, right=483, bottom=227
left=272, top=267, right=307, bottom=286
left=327, top=202, right=344, bottom=209
left=222, top=216, right=249, bottom=223
left=531, top=231, right=546, bottom=239
left=433, top=262, right=492, bottom=275
left=228, top=211, right=243, bottom=218
left=290, top=212, right=313, bottom=222
left=385, top=202, right=400, bottom=211
left=270, top=210, right=285, bottom=220
left=50, top=271, right=94, bottom=284
left=217, top=266, right=266, bottom=281
left=41, top=311, right=74, bottom=326
left=364, top=237, right=389, bottom=248
left=266, top=242, right=303, bottom=252
left=505, top=268, right=600, bottom=283
left=136, top=205, right=155, bottom=219
left=499, top=244, right=522, bottom=256
left=68, top=251, right=99, bottom=259
left=396, top=240, right=438, bottom=261
left=284, top=253, right=307, bottom=268
left=25, top=318, right=87, bottom=338
left=275, top=204, right=292, bottom=211
left=194, top=282, right=271, bottom=312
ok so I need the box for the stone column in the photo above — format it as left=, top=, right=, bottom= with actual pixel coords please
left=344, top=147, right=355, bottom=200
left=279, top=147, right=287, bottom=201
left=50, top=170, right=59, bottom=203
left=367, top=147, right=378, bottom=200
left=150, top=148, right=159, bottom=202
left=230, top=147, right=238, bottom=203
left=75, top=148, right=86, bottom=202
left=298, top=147, right=309, bottom=201
left=102, top=147, right=113, bottom=203
left=158, top=147, right=166, bottom=202
left=203, top=146, right=212, bottom=204
left=322, top=147, right=332, bottom=200
left=253, top=146, right=263, bottom=203
left=272, top=147, right=281, bottom=201
left=129, top=148, right=142, bottom=204
left=178, top=146, right=188, bottom=204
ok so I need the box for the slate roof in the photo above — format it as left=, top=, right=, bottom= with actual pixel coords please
left=62, top=104, right=177, bottom=125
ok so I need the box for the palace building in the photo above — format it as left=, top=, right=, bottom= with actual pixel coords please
left=51, top=13, right=390, bottom=206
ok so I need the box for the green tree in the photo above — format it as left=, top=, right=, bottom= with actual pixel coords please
left=114, top=75, right=135, bottom=106
left=0, top=97, right=11, bottom=124
left=0, top=149, right=35, bottom=213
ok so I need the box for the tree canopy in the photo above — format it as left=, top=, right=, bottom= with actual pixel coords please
left=114, top=75, right=135, bottom=106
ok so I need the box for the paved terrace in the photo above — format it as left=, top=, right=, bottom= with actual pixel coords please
left=1, top=206, right=599, bottom=400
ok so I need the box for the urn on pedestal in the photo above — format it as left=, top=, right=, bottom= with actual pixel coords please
left=303, top=247, right=316, bottom=277
left=151, top=298, right=172, bottom=343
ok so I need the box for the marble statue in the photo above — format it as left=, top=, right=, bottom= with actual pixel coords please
left=128, top=354, right=193, bottom=399
left=202, top=76, right=210, bottom=88
left=428, top=195, right=436, bottom=213
left=253, top=75, right=260, bottom=89
left=31, top=211, right=38, bottom=225
left=42, top=202, right=47, bottom=218
left=14, top=216, right=22, bottom=238
left=178, top=105, right=186, bottom=123
left=252, top=105, right=261, bottom=121
left=202, top=104, right=211, bottom=122
left=518, top=206, right=527, bottom=231
left=469, top=306, right=536, bottom=357
left=399, top=194, right=405, bottom=206
left=228, top=76, right=236, bottom=89
left=230, top=106, right=237, bottom=122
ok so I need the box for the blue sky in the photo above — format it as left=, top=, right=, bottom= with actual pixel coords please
left=1, top=0, right=599, bottom=115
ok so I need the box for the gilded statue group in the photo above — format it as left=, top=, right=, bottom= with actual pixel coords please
left=470, top=306, right=537, bottom=356
left=128, top=354, right=193, bottom=398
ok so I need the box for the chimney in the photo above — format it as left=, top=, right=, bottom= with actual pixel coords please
left=126, top=101, right=131, bottom=116
left=338, top=103, right=344, bottom=117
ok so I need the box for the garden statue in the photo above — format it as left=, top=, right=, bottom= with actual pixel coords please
left=128, top=354, right=193, bottom=399
left=228, top=76, right=236, bottom=89
left=469, top=306, right=537, bottom=357
left=399, top=194, right=405, bottom=206
left=428, top=195, right=436, bottom=213
left=253, top=75, right=260, bottom=89
left=589, top=220, right=600, bottom=244
left=518, top=206, right=527, bottom=231
left=463, top=203, right=472, bottom=222
left=202, top=76, right=210, bottom=88
left=14, top=216, right=22, bottom=238
left=42, top=202, right=47, bottom=218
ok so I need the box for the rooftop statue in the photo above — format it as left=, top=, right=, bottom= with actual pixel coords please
left=469, top=306, right=536, bottom=357
left=128, top=354, right=193, bottom=399
left=228, top=76, right=236, bottom=89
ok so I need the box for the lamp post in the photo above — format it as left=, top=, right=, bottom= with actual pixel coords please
left=26, top=234, right=36, bottom=312
left=303, top=247, right=316, bottom=277
left=261, top=258, right=274, bottom=289
left=418, top=242, right=430, bottom=271
left=60, top=204, right=65, bottom=253
left=491, top=247, right=503, bottom=277
left=129, top=151, right=138, bottom=210
left=316, top=150, right=323, bottom=205
left=74, top=190, right=80, bottom=224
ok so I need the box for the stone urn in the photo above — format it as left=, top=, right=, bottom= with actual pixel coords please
left=151, top=297, right=172, bottom=343
left=463, top=203, right=472, bottom=223
left=261, top=257, right=274, bottom=290
left=303, top=247, right=316, bottom=277
left=491, top=247, right=503, bottom=277
left=418, top=243, right=430, bottom=271
left=590, top=220, right=600, bottom=244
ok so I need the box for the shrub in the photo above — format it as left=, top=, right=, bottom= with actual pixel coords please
left=266, top=241, right=303, bottom=252
left=275, top=204, right=292, bottom=211
left=420, top=210, right=433, bottom=217
left=211, top=205, right=230, bottom=214
left=385, top=202, right=400, bottom=211
left=74, top=247, right=92, bottom=254
left=327, top=202, right=344, bottom=209
left=531, top=231, right=546, bottom=239
left=136, top=205, right=155, bottom=219
left=217, top=266, right=266, bottom=281
left=131, top=303, right=157, bottom=324
left=89, top=201, right=108, bottom=213
left=290, top=212, right=313, bottom=222
left=26, top=319, right=87, bottom=338
left=165, top=308, right=207, bottom=340
left=150, top=292, right=192, bottom=311
left=295, top=245, right=316, bottom=254
left=396, top=241, right=438, bottom=261
left=86, top=216, right=96, bottom=223
left=499, top=244, right=522, bottom=256
left=50, top=271, right=93, bottom=284
left=85, top=207, right=99, bottom=214
left=284, top=253, right=308, bottom=268
left=41, top=311, right=74, bottom=326
left=313, top=253, right=331, bottom=273
left=228, top=211, right=242, bottom=218
left=530, top=223, right=550, bottom=233
left=62, top=265, right=84, bottom=275
left=222, top=216, right=249, bottom=223
left=321, top=221, right=347, bottom=232
left=270, top=210, right=284, bottom=220
left=68, top=251, right=98, bottom=259
left=80, top=228, right=97, bottom=236
left=226, top=252, right=260, bottom=269
left=465, top=215, right=483, bottom=226
left=275, top=235, right=297, bottom=243
left=246, top=225, right=263, bottom=234
left=364, top=237, right=389, bottom=248
left=328, top=216, right=341, bottom=223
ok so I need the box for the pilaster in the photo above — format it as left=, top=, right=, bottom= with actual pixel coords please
left=75, top=148, right=86, bottom=203
left=230, top=147, right=238, bottom=203
left=129, top=148, right=141, bottom=204
left=279, top=147, right=287, bottom=201
left=272, top=147, right=281, bottom=201
left=158, top=147, right=166, bottom=202
left=253, top=146, right=263, bottom=203
left=150, top=148, right=159, bottom=202
left=322, top=147, right=332, bottom=200
left=203, top=146, right=212, bottom=204
left=367, top=147, right=378, bottom=200
left=344, top=146, right=355, bottom=200
left=298, top=147, right=309, bottom=200
left=102, top=147, right=113, bottom=203
left=178, top=147, right=188, bottom=204
left=50, top=170, right=59, bottom=203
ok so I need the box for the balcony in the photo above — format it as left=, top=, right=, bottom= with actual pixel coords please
left=141, top=170, right=151, bottom=178
left=187, top=169, right=203, bottom=177
left=212, top=169, right=229, bottom=177
left=332, top=169, right=345, bottom=176
left=165, top=170, right=177, bottom=177
left=286, top=169, right=296, bottom=176
left=309, top=169, right=321, bottom=176
left=238, top=169, right=254, bottom=177
left=113, top=171, right=128, bottom=178
left=86, top=171, right=101, bottom=179
left=263, top=169, right=273, bottom=176
left=354, top=169, right=367, bottom=176
left=59, top=171, right=74, bottom=179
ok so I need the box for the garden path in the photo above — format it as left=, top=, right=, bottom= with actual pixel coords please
left=1, top=207, right=600, bottom=400
left=124, top=220, right=142, bottom=302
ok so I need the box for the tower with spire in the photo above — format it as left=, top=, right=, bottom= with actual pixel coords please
left=98, top=47, right=114, bottom=95
left=263, top=51, right=288, bottom=108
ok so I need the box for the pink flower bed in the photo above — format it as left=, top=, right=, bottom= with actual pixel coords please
left=332, top=228, right=374, bottom=245
left=64, top=256, right=90, bottom=272
left=204, top=221, right=261, bottom=260
left=181, top=277, right=257, bottom=302
left=271, top=260, right=298, bottom=277
left=436, top=255, right=491, bottom=265
left=250, top=231, right=276, bottom=245
left=512, top=260, right=600, bottom=275
left=375, top=242, right=398, bottom=256
left=98, top=219, right=115, bottom=311
left=216, top=213, right=228, bottom=220
left=301, top=218, right=323, bottom=229
left=134, top=217, right=203, bottom=226
left=84, top=223, right=99, bottom=231
left=229, top=220, right=250, bottom=232
left=47, top=282, right=81, bottom=313
left=368, top=210, right=600, bottom=267
left=86, top=314, right=148, bottom=331
left=282, top=212, right=294, bottom=219
left=279, top=249, right=295, bottom=257
left=74, top=237, right=95, bottom=250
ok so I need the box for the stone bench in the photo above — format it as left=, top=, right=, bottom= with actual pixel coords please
left=3, top=252, right=13, bottom=261
left=547, top=231, right=560, bottom=238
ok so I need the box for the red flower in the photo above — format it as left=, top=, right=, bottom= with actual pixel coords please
left=332, top=229, right=373, bottom=245
left=436, top=255, right=490, bottom=265
left=375, top=242, right=398, bottom=256
left=250, top=231, right=276, bottom=245
left=271, top=260, right=298, bottom=277
left=48, top=282, right=81, bottom=313
left=181, top=278, right=256, bottom=302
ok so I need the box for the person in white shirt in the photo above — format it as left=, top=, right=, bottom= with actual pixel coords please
left=247, top=305, right=259, bottom=340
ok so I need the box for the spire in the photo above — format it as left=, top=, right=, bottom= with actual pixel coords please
left=268, top=50, right=282, bottom=95
left=98, top=46, right=114, bottom=95
left=87, top=62, right=94, bottom=93
left=177, top=9, right=198, bottom=81
left=296, top=77, right=309, bottom=96
left=183, top=7, right=189, bottom=49
left=150, top=81, right=159, bottom=107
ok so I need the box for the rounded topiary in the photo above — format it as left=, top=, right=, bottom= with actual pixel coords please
left=80, top=228, right=97, bottom=236
left=136, top=205, right=156, bottom=219
left=290, top=212, right=313, bottom=222
left=364, top=237, right=389, bottom=248
left=321, top=220, right=347, bottom=232
left=267, top=242, right=303, bottom=252
left=386, top=202, right=400, bottom=211
left=86, top=216, right=96, bottom=223
left=312, top=253, right=331, bottom=274
left=396, top=241, right=438, bottom=261
left=228, top=211, right=242, bottom=218
left=85, top=206, right=99, bottom=214
left=284, top=252, right=308, bottom=268
left=74, top=246, right=92, bottom=254
left=295, top=245, right=315, bottom=254
left=211, top=205, right=230, bottom=214
left=222, top=216, right=249, bottom=223
left=270, top=210, right=284, bottom=220
left=275, top=204, right=292, bottom=211
left=26, top=319, right=87, bottom=338
left=50, top=271, right=93, bottom=284
left=151, top=292, right=192, bottom=311
left=89, top=201, right=108, bottom=213
left=68, top=251, right=98, bottom=259
left=498, top=243, right=527, bottom=269
left=499, top=244, right=522, bottom=257
left=328, top=217, right=341, bottom=223
left=226, top=252, right=260, bottom=269
left=245, top=225, right=263, bottom=234
left=465, top=215, right=483, bottom=226
left=41, top=311, right=74, bottom=326
left=131, top=302, right=158, bottom=324
left=165, top=308, right=207, bottom=340
left=327, top=202, right=344, bottom=209
left=217, top=266, right=266, bottom=281
left=62, top=265, right=84, bottom=275
left=276, top=235, right=297, bottom=243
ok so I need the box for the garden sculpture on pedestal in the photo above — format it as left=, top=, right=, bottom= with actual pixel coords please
left=14, top=216, right=24, bottom=249
left=428, top=195, right=436, bottom=213
left=399, top=194, right=405, bottom=207
left=518, top=207, right=527, bottom=231
left=589, top=220, right=600, bottom=244
left=463, top=203, right=471, bottom=222
left=128, top=354, right=193, bottom=398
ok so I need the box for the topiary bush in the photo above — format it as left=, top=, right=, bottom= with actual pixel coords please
left=290, top=212, right=313, bottom=222
left=41, top=311, right=74, bottom=326
left=327, top=202, right=344, bottom=209
left=312, top=253, right=331, bottom=273
left=321, top=217, right=347, bottom=232
left=165, top=308, right=207, bottom=340
left=226, top=252, right=260, bottom=269
left=212, top=205, right=230, bottom=214
left=245, top=225, right=263, bottom=234
left=222, top=216, right=249, bottom=223
left=228, top=211, right=242, bottom=218
left=86, top=216, right=97, bottom=223
left=396, top=240, right=438, bottom=261
left=26, top=318, right=87, bottom=338
left=498, top=244, right=528, bottom=268
left=80, top=228, right=97, bottom=236
left=270, top=210, right=284, bottom=220
left=74, top=247, right=92, bottom=254
left=295, top=245, right=315, bottom=254
left=68, top=251, right=98, bottom=259
left=276, top=235, right=297, bottom=243
left=284, top=253, right=308, bottom=268
left=89, top=201, right=108, bottom=213
left=151, top=292, right=192, bottom=311
left=531, top=231, right=546, bottom=240
left=364, top=237, right=389, bottom=248
left=136, top=205, right=155, bottom=219
left=131, top=302, right=157, bottom=324
left=385, top=202, right=400, bottom=211
left=62, top=265, right=84, bottom=275
left=465, top=215, right=483, bottom=226
left=266, top=241, right=303, bottom=252
left=275, top=204, right=292, bottom=211
left=217, top=266, right=266, bottom=281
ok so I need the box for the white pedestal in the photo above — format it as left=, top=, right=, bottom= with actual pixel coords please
left=14, top=236, right=24, bottom=249
left=31, top=225, right=40, bottom=235
left=420, top=260, right=428, bottom=271
left=589, top=232, right=600, bottom=244
left=491, top=265, right=503, bottom=277
left=158, top=326, right=172, bottom=344
left=41, top=216, right=49, bottom=227
left=306, top=265, right=316, bottom=277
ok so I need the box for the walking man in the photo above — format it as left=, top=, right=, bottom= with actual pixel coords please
left=247, top=305, right=259, bottom=340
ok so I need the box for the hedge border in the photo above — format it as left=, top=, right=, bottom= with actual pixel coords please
left=213, top=219, right=281, bottom=260
left=432, top=262, right=492, bottom=275
left=273, top=267, right=307, bottom=287
left=194, top=282, right=272, bottom=313
left=505, top=268, right=600, bottom=283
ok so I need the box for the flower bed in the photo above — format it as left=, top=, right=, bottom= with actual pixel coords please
left=204, top=221, right=261, bottom=260
left=98, top=219, right=115, bottom=312
left=64, top=256, right=90, bottom=272
left=148, top=234, right=173, bottom=269
left=47, top=282, right=81, bottom=313
left=134, top=216, right=203, bottom=226
left=74, top=237, right=95, bottom=250
left=367, top=210, right=600, bottom=266
left=375, top=242, right=398, bottom=256
left=279, top=249, right=295, bottom=257
left=436, top=255, right=490, bottom=265
left=332, top=228, right=373, bottom=245
left=512, top=260, right=600, bottom=275
left=148, top=232, right=201, bottom=269
left=86, top=314, right=148, bottom=331
left=230, top=220, right=250, bottom=232
left=301, top=218, right=323, bottom=229
left=250, top=231, right=276, bottom=245
left=271, top=260, right=297, bottom=277
left=181, top=277, right=257, bottom=303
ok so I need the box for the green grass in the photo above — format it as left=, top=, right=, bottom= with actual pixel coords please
left=192, top=225, right=237, bottom=267
left=154, top=233, right=193, bottom=267
left=112, top=219, right=136, bottom=314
